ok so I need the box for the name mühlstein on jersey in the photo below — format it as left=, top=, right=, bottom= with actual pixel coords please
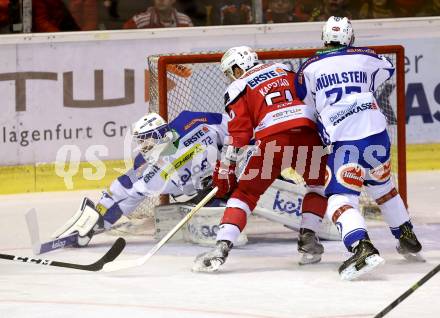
left=316, top=71, right=368, bottom=91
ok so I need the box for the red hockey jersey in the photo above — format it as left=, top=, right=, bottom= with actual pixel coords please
left=224, top=63, right=316, bottom=147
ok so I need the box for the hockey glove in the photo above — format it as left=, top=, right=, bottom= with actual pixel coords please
left=212, top=160, right=237, bottom=198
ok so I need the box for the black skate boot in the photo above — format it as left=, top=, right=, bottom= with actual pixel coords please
left=396, top=222, right=424, bottom=262
left=339, top=239, right=384, bottom=280
left=298, top=229, right=324, bottom=265
left=192, top=240, right=233, bottom=272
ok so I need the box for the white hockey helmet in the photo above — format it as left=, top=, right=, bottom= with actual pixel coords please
left=322, top=16, right=354, bottom=46
left=220, top=46, right=259, bottom=81
left=132, top=112, right=173, bottom=162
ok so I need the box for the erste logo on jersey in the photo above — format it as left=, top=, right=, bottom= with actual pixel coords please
left=336, top=163, right=365, bottom=191
left=143, top=165, right=160, bottom=183
left=329, top=101, right=378, bottom=126
left=247, top=68, right=286, bottom=89
left=183, top=128, right=206, bottom=147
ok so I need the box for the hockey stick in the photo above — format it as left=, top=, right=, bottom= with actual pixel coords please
left=26, top=208, right=79, bottom=254
left=374, top=263, right=440, bottom=317
left=0, top=237, right=126, bottom=271
left=102, top=186, right=218, bottom=272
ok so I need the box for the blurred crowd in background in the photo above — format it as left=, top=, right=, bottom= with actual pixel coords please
left=1, top=0, right=440, bottom=34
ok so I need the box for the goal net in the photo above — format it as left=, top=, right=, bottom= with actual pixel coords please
left=129, top=46, right=406, bottom=229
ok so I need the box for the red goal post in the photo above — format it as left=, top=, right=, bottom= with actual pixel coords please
left=148, top=46, right=407, bottom=207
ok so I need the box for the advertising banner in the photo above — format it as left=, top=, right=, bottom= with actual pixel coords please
left=0, top=18, right=439, bottom=167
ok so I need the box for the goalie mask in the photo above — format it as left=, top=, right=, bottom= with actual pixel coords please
left=322, top=16, right=354, bottom=47
left=132, top=113, right=173, bottom=163
left=220, top=46, right=259, bottom=81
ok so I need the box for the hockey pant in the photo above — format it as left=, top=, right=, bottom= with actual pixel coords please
left=325, top=130, right=412, bottom=250
left=216, top=127, right=328, bottom=245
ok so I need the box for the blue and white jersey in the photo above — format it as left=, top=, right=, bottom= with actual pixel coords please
left=295, top=46, right=395, bottom=143
left=98, top=111, right=228, bottom=223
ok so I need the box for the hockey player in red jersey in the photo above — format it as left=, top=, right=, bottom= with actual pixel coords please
left=193, top=46, right=328, bottom=272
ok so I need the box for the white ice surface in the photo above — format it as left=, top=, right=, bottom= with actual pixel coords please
left=0, top=171, right=439, bottom=318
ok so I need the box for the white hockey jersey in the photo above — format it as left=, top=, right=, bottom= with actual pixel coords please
left=98, top=111, right=228, bottom=224
left=295, top=46, right=395, bottom=144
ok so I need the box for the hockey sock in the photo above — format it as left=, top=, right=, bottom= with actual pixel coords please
left=337, top=208, right=369, bottom=251
left=216, top=207, right=247, bottom=245
left=376, top=191, right=411, bottom=239
left=301, top=192, right=327, bottom=233
left=327, top=194, right=368, bottom=251
left=301, top=213, right=322, bottom=233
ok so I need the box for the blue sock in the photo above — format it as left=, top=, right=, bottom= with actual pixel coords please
left=390, top=221, right=413, bottom=239
left=343, top=228, right=368, bottom=251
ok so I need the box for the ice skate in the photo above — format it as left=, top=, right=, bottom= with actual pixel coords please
left=298, top=229, right=324, bottom=265
left=339, top=239, right=384, bottom=281
left=396, top=223, right=425, bottom=262
left=192, top=240, right=232, bottom=273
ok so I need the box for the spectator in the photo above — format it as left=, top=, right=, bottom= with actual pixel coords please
left=123, top=0, right=193, bottom=29
left=264, top=0, right=299, bottom=23
left=309, top=0, right=352, bottom=21
left=358, top=0, right=394, bottom=19
left=69, top=0, right=98, bottom=31
left=417, top=0, right=440, bottom=17
left=104, top=0, right=119, bottom=19
left=33, top=0, right=81, bottom=32
left=210, top=0, right=253, bottom=25
left=177, top=0, right=207, bottom=26
left=293, top=0, right=320, bottom=22
left=0, top=0, right=8, bottom=32
left=393, top=0, right=424, bottom=17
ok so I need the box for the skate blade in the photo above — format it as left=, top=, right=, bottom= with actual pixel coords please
left=340, top=254, right=385, bottom=281
left=400, top=252, right=426, bottom=263
left=191, top=259, right=222, bottom=273
left=299, top=252, right=322, bottom=265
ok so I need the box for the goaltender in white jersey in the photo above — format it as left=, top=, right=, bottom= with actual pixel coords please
left=53, top=110, right=339, bottom=252
left=52, top=111, right=227, bottom=246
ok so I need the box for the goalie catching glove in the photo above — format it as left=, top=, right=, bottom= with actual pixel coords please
left=52, top=197, right=104, bottom=247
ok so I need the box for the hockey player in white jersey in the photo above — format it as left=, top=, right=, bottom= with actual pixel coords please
left=294, top=16, right=422, bottom=280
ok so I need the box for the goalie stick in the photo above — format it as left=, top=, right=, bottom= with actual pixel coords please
left=25, top=208, right=130, bottom=255
left=374, top=263, right=440, bottom=317
left=102, top=186, right=218, bottom=272
left=0, top=237, right=126, bottom=271
left=26, top=208, right=79, bottom=254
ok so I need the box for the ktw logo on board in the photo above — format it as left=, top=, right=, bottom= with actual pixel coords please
left=0, top=69, right=134, bottom=111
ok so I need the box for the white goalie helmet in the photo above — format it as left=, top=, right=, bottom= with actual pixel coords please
left=132, top=112, right=173, bottom=162
left=220, top=46, right=259, bottom=81
left=322, top=16, right=354, bottom=46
